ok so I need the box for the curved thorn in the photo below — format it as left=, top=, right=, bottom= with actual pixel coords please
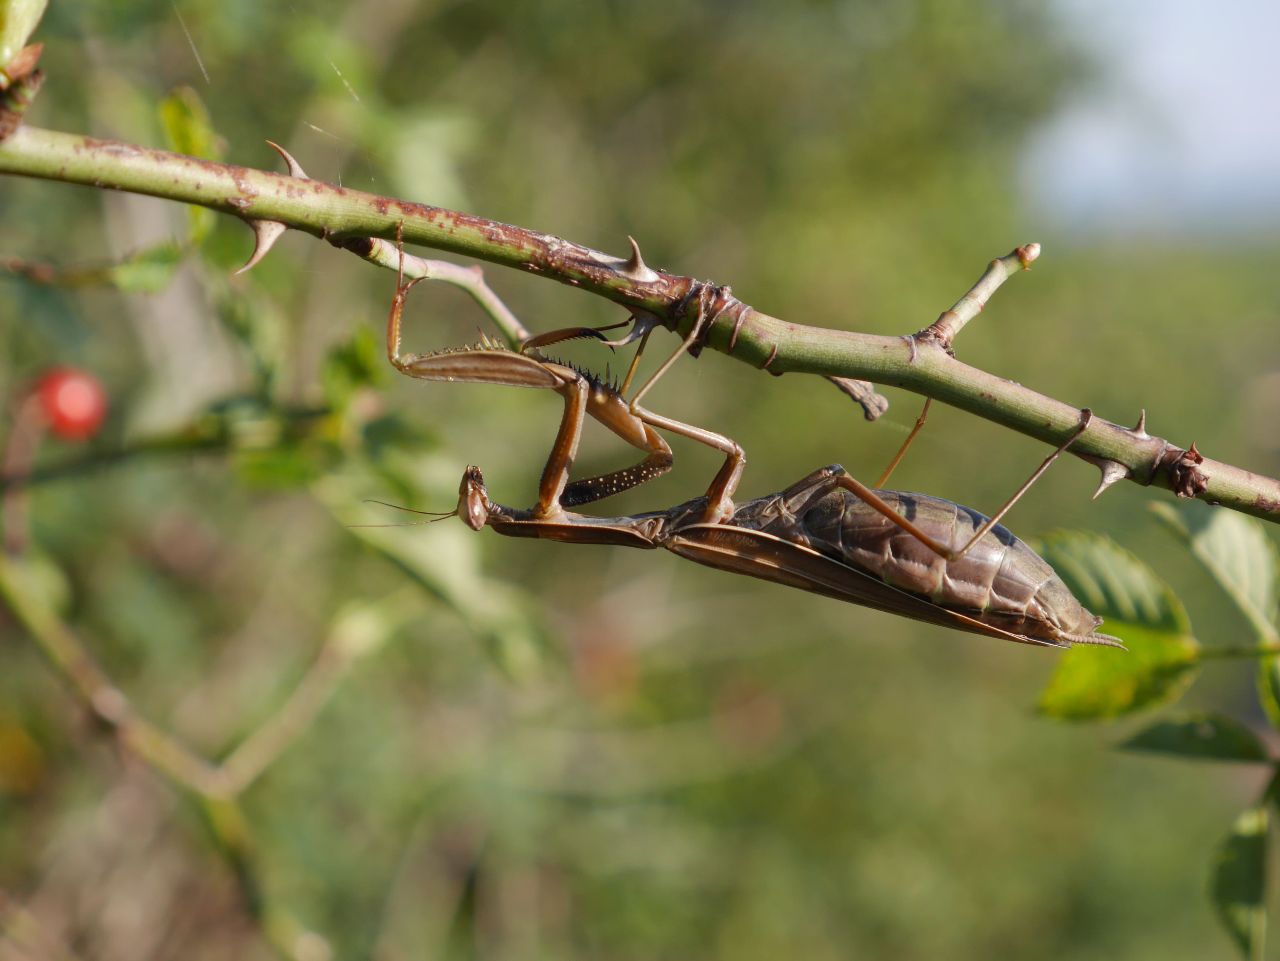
left=1133, top=409, right=1148, bottom=437
left=265, top=139, right=309, bottom=179
left=620, top=235, right=660, bottom=283
left=1092, top=459, right=1129, bottom=499
left=234, top=218, right=287, bottom=275
left=599, top=312, right=664, bottom=348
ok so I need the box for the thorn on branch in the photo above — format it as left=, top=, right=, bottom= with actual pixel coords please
left=265, top=139, right=309, bottom=179
left=234, top=219, right=287, bottom=275
left=1091, top=458, right=1129, bottom=499
left=620, top=235, right=659, bottom=284
left=1133, top=409, right=1148, bottom=438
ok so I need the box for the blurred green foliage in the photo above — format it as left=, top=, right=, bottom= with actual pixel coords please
left=2, top=2, right=1279, bottom=959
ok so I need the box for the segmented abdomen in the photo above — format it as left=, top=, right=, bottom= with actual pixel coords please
left=793, top=490, right=1101, bottom=642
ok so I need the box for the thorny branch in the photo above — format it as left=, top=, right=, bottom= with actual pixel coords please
left=1, top=124, right=1278, bottom=521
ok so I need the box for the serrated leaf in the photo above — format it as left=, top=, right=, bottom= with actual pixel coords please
left=1211, top=805, right=1268, bottom=961
left=1121, top=713, right=1269, bottom=763
left=1037, top=532, right=1199, bottom=720
left=1152, top=501, right=1279, bottom=644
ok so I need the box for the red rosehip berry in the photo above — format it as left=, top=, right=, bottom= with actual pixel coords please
left=34, top=368, right=108, bottom=441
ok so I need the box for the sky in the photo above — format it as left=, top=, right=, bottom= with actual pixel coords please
left=1024, top=1, right=1280, bottom=233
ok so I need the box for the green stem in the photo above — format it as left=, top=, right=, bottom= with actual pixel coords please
left=2, top=125, right=1279, bottom=520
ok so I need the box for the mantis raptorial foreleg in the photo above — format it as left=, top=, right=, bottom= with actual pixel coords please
left=384, top=237, right=742, bottom=521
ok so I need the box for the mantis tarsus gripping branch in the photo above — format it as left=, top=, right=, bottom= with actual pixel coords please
left=385, top=249, right=1122, bottom=651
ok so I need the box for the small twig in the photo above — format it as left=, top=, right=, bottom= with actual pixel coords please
left=0, top=549, right=413, bottom=799
left=0, top=547, right=399, bottom=959
left=214, top=590, right=419, bottom=795
left=0, top=552, right=226, bottom=792
left=334, top=235, right=530, bottom=348
left=914, top=243, right=1040, bottom=351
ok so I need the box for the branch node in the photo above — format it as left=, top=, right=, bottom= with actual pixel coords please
left=264, top=139, right=308, bottom=179
left=234, top=218, right=288, bottom=275
left=0, top=43, right=44, bottom=90
left=620, top=235, right=659, bottom=283
left=1160, top=442, right=1209, bottom=499
left=0, top=45, right=44, bottom=143
left=727, top=308, right=748, bottom=353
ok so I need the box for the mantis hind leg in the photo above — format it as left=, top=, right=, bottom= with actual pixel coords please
left=831, top=409, right=1093, bottom=561
left=875, top=398, right=932, bottom=488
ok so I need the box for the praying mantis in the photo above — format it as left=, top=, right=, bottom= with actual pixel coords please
left=383, top=250, right=1122, bottom=651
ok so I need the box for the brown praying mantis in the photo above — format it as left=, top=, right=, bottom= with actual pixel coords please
left=383, top=250, right=1122, bottom=651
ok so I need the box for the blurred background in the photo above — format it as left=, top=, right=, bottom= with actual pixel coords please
left=1, top=1, right=1278, bottom=958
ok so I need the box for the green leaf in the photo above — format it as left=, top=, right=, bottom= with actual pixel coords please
left=322, top=328, right=386, bottom=409
left=1121, top=713, right=1269, bottom=763
left=106, top=243, right=185, bottom=293
left=159, top=86, right=221, bottom=161
left=0, top=0, right=47, bottom=67
left=1037, top=532, right=1199, bottom=720
left=159, top=86, right=222, bottom=241
left=1211, top=805, right=1269, bottom=961
left=1152, top=501, right=1279, bottom=643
